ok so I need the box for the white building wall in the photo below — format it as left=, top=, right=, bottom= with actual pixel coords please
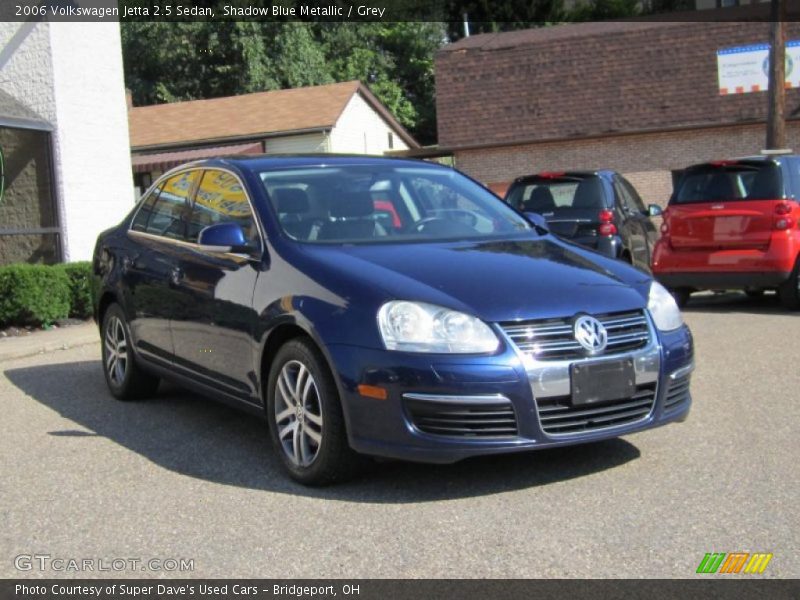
left=0, top=22, right=133, bottom=262
left=48, top=23, right=134, bottom=261
left=264, top=132, right=328, bottom=154
left=329, top=93, right=410, bottom=155
left=0, top=22, right=56, bottom=123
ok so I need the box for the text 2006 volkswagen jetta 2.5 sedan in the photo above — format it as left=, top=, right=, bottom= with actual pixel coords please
left=93, top=156, right=694, bottom=485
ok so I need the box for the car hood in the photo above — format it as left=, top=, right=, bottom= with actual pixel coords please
left=298, top=236, right=652, bottom=323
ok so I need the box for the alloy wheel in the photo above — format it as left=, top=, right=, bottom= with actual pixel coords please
left=104, top=315, right=128, bottom=386
left=274, top=360, right=324, bottom=467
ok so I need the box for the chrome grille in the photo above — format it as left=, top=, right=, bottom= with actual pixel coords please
left=536, top=383, right=656, bottom=435
left=405, top=397, right=518, bottom=438
left=501, top=310, right=650, bottom=361
left=664, top=374, right=691, bottom=411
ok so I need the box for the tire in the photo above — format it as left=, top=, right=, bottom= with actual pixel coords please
left=777, top=258, right=800, bottom=310
left=266, top=338, right=364, bottom=486
left=669, top=287, right=691, bottom=309
left=101, top=303, right=160, bottom=400
left=744, top=289, right=764, bottom=299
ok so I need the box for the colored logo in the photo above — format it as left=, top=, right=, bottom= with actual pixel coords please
left=573, top=315, right=608, bottom=354
left=696, top=552, right=773, bottom=574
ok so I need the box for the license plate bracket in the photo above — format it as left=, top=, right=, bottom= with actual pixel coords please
left=571, top=358, right=636, bottom=406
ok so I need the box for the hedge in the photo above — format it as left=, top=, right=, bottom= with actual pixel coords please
left=0, top=262, right=94, bottom=327
left=53, top=261, right=94, bottom=320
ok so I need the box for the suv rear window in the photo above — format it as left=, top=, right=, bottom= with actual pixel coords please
left=671, top=162, right=783, bottom=204
left=507, top=175, right=605, bottom=213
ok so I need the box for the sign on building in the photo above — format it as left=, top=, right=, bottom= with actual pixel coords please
left=717, top=41, right=800, bottom=95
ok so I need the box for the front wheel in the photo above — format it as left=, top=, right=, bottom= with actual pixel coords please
left=266, top=338, right=364, bottom=485
left=101, top=303, right=159, bottom=400
left=777, top=258, right=800, bottom=310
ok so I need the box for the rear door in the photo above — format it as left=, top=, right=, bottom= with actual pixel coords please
left=126, top=170, right=200, bottom=363
left=667, top=160, right=784, bottom=249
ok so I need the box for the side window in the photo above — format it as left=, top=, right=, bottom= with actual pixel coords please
left=138, top=171, right=199, bottom=240
left=617, top=177, right=646, bottom=213
left=189, top=170, right=260, bottom=247
left=130, top=184, right=163, bottom=232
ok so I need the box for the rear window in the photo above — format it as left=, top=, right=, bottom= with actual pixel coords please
left=507, top=176, right=606, bottom=213
left=671, top=162, right=784, bottom=204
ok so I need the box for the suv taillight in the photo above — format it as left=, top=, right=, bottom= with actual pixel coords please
left=598, top=209, right=617, bottom=236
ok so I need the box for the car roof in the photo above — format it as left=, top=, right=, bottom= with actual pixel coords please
left=512, top=170, right=616, bottom=183
left=177, top=154, right=445, bottom=172
left=683, top=155, right=799, bottom=170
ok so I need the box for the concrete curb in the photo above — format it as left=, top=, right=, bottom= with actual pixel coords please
left=0, top=322, right=99, bottom=363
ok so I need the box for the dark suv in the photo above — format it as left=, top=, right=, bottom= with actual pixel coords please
left=652, top=155, right=800, bottom=308
left=504, top=171, right=662, bottom=272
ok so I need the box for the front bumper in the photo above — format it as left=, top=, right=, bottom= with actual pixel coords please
left=327, top=321, right=694, bottom=464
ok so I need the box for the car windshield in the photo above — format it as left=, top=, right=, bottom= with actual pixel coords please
left=671, top=162, right=784, bottom=204
left=506, top=176, right=606, bottom=213
left=260, top=165, right=531, bottom=244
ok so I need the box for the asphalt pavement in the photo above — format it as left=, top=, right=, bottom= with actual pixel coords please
left=1, top=291, right=798, bottom=578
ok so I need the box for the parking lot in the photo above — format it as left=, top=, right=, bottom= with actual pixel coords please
left=1, top=292, right=798, bottom=579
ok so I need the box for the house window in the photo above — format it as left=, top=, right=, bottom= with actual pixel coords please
left=387, top=132, right=394, bottom=150
left=0, top=126, right=61, bottom=264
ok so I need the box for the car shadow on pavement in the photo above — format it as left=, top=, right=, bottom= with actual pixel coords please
left=682, top=290, right=797, bottom=315
left=5, top=360, right=641, bottom=503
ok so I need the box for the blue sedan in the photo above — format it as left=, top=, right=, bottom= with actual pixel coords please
left=93, top=156, right=694, bottom=485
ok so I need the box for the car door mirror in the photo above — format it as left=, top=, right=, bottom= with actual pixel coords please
left=198, top=222, right=255, bottom=255
left=524, top=212, right=549, bottom=232
left=647, top=204, right=663, bottom=217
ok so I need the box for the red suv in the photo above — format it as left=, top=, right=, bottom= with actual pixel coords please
left=652, top=156, right=800, bottom=309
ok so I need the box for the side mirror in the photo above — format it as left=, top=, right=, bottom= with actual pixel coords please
left=647, top=204, right=663, bottom=217
left=198, top=222, right=254, bottom=255
left=524, top=212, right=549, bottom=232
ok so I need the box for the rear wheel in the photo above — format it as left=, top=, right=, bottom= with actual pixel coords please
left=266, top=338, right=364, bottom=485
left=669, top=287, right=691, bottom=308
left=777, top=258, right=800, bottom=310
left=101, top=303, right=159, bottom=400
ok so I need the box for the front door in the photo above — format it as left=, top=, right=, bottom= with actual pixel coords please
left=168, top=169, right=264, bottom=403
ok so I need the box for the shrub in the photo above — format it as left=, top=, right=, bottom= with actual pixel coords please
left=53, top=261, right=94, bottom=319
left=0, top=264, right=71, bottom=327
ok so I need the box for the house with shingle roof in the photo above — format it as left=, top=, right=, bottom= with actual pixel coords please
left=129, top=80, right=418, bottom=196
left=435, top=21, right=800, bottom=203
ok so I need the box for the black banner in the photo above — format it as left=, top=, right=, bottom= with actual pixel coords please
left=1, top=580, right=799, bottom=600
left=2, top=0, right=800, bottom=23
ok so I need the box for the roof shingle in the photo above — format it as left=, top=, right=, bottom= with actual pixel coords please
left=129, top=81, right=416, bottom=150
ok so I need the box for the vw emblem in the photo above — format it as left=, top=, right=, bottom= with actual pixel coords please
left=574, top=315, right=608, bottom=354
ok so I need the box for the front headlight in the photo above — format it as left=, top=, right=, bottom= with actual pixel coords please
left=377, top=301, right=500, bottom=353
left=647, top=281, right=684, bottom=331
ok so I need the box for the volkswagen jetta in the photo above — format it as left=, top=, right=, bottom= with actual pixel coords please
left=93, top=156, right=694, bottom=485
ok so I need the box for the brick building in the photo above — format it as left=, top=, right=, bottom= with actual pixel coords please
left=435, top=21, right=800, bottom=204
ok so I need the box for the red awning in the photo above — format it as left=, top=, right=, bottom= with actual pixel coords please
left=131, top=142, right=263, bottom=173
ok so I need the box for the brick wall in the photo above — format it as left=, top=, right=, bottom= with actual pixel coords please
left=455, top=122, right=800, bottom=205
left=436, top=21, right=800, bottom=149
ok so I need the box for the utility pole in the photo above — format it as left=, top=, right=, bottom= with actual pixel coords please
left=766, top=0, right=788, bottom=149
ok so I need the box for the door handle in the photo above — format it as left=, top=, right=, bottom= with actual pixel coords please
left=170, top=267, right=183, bottom=286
